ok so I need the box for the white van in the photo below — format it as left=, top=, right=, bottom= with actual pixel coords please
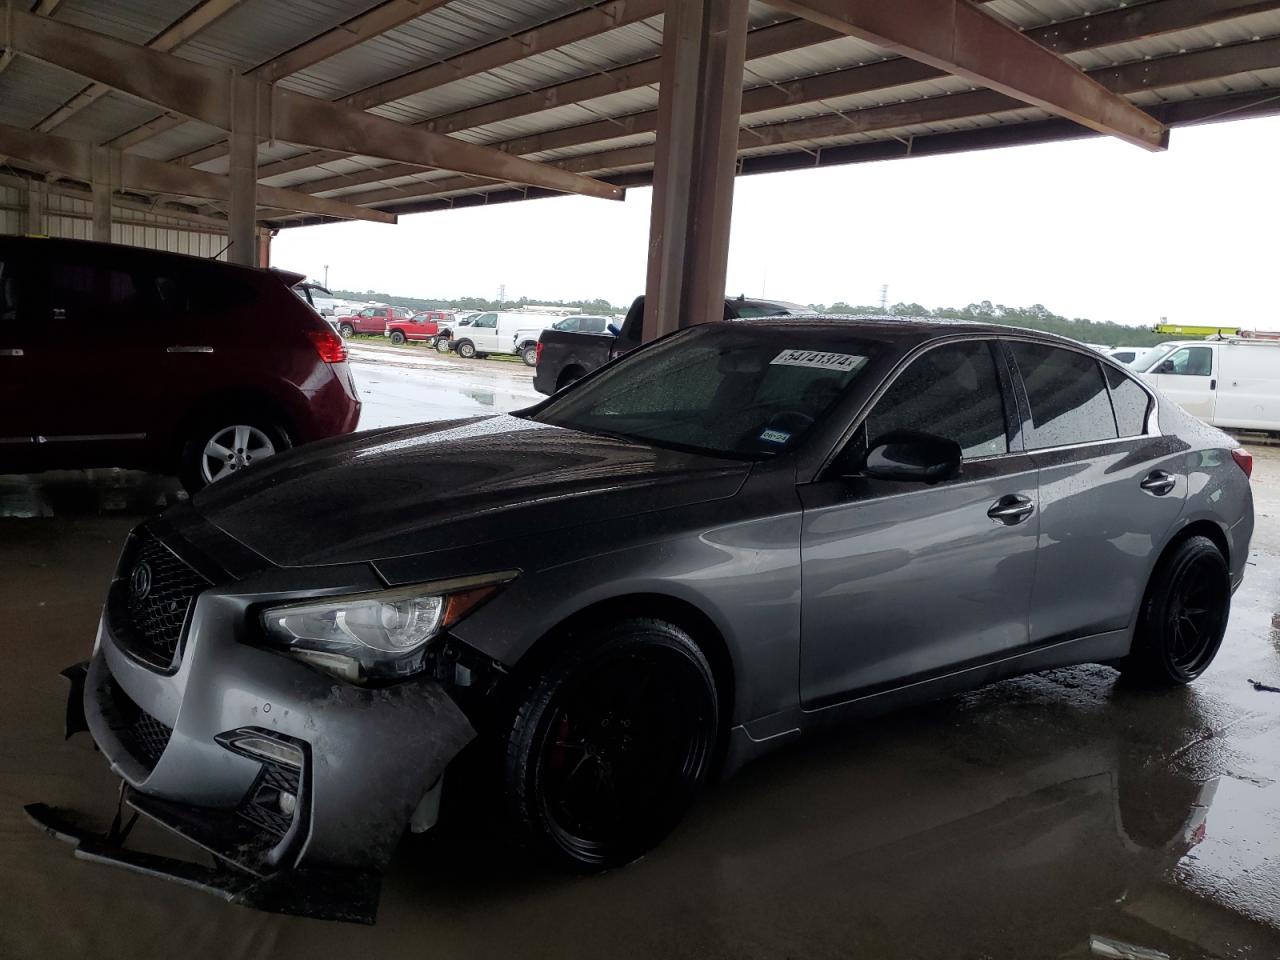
left=452, top=311, right=560, bottom=361
left=1138, top=338, right=1280, bottom=432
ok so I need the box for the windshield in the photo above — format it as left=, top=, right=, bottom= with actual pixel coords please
left=531, top=324, right=879, bottom=459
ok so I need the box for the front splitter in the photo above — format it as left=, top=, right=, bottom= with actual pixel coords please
left=26, top=795, right=381, bottom=924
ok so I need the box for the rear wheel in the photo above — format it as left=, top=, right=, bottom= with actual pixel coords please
left=338, top=322, right=355, bottom=338
left=497, top=619, right=718, bottom=871
left=522, top=345, right=538, bottom=367
left=435, top=337, right=452, bottom=354
left=1120, top=535, right=1230, bottom=686
left=389, top=330, right=406, bottom=346
left=179, top=415, right=290, bottom=494
left=456, top=339, right=477, bottom=359
left=557, top=366, right=586, bottom=391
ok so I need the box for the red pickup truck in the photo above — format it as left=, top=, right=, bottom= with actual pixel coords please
left=336, top=305, right=411, bottom=337
left=386, top=311, right=449, bottom=346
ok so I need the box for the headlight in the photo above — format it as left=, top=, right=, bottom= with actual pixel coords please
left=259, top=572, right=516, bottom=683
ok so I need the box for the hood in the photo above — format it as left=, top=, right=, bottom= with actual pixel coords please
left=192, top=415, right=750, bottom=567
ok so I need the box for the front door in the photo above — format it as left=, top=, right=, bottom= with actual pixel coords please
left=799, top=339, right=1038, bottom=708
left=1147, top=344, right=1217, bottom=422
left=469, top=312, right=500, bottom=352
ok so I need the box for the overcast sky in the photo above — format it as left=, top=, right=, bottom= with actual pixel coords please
left=275, top=113, right=1280, bottom=329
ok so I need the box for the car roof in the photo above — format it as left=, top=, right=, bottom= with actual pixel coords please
left=728, top=313, right=1107, bottom=353
left=0, top=234, right=301, bottom=283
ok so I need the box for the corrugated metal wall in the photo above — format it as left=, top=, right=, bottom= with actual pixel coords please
left=0, top=181, right=228, bottom=259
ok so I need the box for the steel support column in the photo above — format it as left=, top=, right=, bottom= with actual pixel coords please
left=26, top=178, right=44, bottom=235
left=228, top=76, right=258, bottom=266
left=89, top=146, right=112, bottom=242
left=643, top=0, right=749, bottom=342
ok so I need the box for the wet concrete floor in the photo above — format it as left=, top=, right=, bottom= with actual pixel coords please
left=1, top=354, right=1278, bottom=959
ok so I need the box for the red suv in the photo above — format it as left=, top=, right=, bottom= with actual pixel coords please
left=387, top=311, right=447, bottom=346
left=0, top=236, right=361, bottom=492
left=336, top=304, right=410, bottom=337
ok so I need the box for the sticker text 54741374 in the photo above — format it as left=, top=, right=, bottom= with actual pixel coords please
left=770, top=349, right=864, bottom=372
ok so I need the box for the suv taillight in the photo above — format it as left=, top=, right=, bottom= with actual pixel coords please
left=1231, top=447, right=1253, bottom=479
left=535, top=341, right=544, bottom=365
left=307, top=328, right=347, bottom=363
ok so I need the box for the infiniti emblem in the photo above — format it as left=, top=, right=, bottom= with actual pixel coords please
left=129, top=561, right=153, bottom=602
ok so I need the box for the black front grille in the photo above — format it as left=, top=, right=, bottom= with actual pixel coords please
left=108, top=529, right=210, bottom=671
left=101, top=675, right=173, bottom=772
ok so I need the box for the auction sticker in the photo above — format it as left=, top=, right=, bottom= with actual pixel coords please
left=770, top=349, right=862, bottom=371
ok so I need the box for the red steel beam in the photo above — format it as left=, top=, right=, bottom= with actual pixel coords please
left=766, top=0, right=1166, bottom=149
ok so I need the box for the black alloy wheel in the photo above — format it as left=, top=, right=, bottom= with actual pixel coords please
left=1122, top=535, right=1230, bottom=685
left=501, top=620, right=718, bottom=871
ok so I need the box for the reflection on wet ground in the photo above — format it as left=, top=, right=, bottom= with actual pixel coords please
left=0, top=368, right=1277, bottom=958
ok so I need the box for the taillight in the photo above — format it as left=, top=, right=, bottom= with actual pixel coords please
left=307, top=328, right=347, bottom=363
left=535, top=341, right=544, bottom=365
left=1231, top=447, right=1253, bottom=479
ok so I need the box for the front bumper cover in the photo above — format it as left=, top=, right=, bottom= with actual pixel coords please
left=33, top=607, right=476, bottom=924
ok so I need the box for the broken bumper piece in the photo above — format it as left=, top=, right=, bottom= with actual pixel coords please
left=26, top=790, right=380, bottom=924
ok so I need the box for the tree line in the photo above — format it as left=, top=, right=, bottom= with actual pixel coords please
left=809, top=300, right=1167, bottom=347
left=330, top=287, right=1165, bottom=347
left=330, top=289, right=622, bottom=316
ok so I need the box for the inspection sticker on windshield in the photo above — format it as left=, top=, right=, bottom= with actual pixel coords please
left=770, top=349, right=861, bottom=371
left=759, top=428, right=791, bottom=445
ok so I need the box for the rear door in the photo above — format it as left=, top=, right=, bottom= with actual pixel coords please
left=0, top=249, right=37, bottom=457
left=22, top=247, right=159, bottom=458
left=799, top=338, right=1039, bottom=707
left=1004, top=340, right=1186, bottom=647
left=1148, top=344, right=1217, bottom=422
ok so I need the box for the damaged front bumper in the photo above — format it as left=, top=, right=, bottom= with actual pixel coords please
left=29, top=523, right=478, bottom=923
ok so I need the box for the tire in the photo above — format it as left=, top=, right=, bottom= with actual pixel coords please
left=435, top=337, right=452, bottom=354
left=557, top=366, right=585, bottom=391
left=496, top=618, right=718, bottom=872
left=1120, top=535, right=1230, bottom=686
left=456, top=339, right=477, bottom=359
left=178, top=414, right=291, bottom=494
left=389, top=330, right=407, bottom=346
left=338, top=322, right=355, bottom=338
left=522, top=345, right=538, bottom=367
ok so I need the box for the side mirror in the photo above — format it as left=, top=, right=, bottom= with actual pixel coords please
left=862, top=430, right=961, bottom=484
left=1153, top=359, right=1175, bottom=374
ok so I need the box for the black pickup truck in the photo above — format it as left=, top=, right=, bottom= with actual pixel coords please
left=532, top=294, right=803, bottom=395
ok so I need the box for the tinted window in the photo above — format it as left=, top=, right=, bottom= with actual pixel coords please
left=1105, top=365, right=1150, bottom=437
left=1010, top=342, right=1117, bottom=449
left=1111, top=351, right=1135, bottom=364
left=533, top=325, right=878, bottom=459
left=862, top=341, right=1008, bottom=459
left=1158, top=346, right=1213, bottom=376
left=583, top=317, right=607, bottom=333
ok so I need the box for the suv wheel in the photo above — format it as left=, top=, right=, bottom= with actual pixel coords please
left=522, top=345, right=538, bottom=367
left=389, top=330, right=407, bottom=346
left=338, top=322, right=355, bottom=338
left=497, top=618, right=718, bottom=871
left=456, top=339, right=477, bottom=359
left=180, top=418, right=290, bottom=493
left=1120, top=535, right=1230, bottom=686
left=435, top=337, right=452, bottom=354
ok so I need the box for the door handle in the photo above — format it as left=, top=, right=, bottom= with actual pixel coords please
left=987, top=494, right=1035, bottom=525
left=0, top=348, right=23, bottom=357
left=166, top=345, right=215, bottom=354
left=1140, top=471, right=1177, bottom=496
